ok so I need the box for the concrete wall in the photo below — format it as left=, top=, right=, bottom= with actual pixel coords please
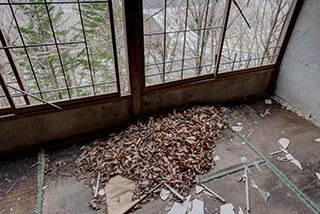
left=275, top=0, right=320, bottom=124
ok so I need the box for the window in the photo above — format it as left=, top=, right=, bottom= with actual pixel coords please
left=0, top=0, right=127, bottom=110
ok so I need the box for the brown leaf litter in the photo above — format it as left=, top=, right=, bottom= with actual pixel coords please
left=75, top=105, right=225, bottom=201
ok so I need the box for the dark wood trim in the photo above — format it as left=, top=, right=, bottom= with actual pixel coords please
left=144, top=74, right=213, bottom=92
left=0, top=93, right=129, bottom=122
left=145, top=64, right=276, bottom=94
left=0, top=29, right=30, bottom=105
left=214, top=0, right=232, bottom=77
left=268, top=0, right=304, bottom=93
left=0, top=74, right=16, bottom=113
left=0, top=64, right=275, bottom=121
left=123, top=0, right=145, bottom=117
left=108, top=0, right=122, bottom=95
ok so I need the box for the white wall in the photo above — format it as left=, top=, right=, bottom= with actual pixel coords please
left=276, top=0, right=320, bottom=124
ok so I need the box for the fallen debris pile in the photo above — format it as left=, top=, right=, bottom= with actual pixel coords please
left=76, top=106, right=224, bottom=198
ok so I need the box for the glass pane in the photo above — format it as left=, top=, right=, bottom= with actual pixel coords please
left=219, top=0, right=293, bottom=73
left=0, top=87, right=10, bottom=109
left=11, top=4, right=55, bottom=46
left=25, top=46, right=70, bottom=102
left=143, top=0, right=226, bottom=86
left=112, top=0, right=129, bottom=94
left=81, top=1, right=118, bottom=95
left=143, top=0, right=165, bottom=34
left=59, top=43, right=94, bottom=98
left=0, top=5, right=24, bottom=47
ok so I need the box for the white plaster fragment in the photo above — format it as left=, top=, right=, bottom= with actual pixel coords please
left=98, top=189, right=105, bottom=196
left=195, top=185, right=204, bottom=194
left=189, top=199, right=204, bottom=214
left=315, top=172, right=320, bottom=180
left=213, top=155, right=221, bottom=162
left=238, top=207, right=244, bottom=214
left=220, top=203, right=235, bottom=214
left=279, top=138, right=290, bottom=149
left=167, top=202, right=187, bottom=214
left=160, top=189, right=171, bottom=201
left=265, top=99, right=272, bottom=104
left=203, top=190, right=214, bottom=197
left=232, top=125, right=243, bottom=132
left=167, top=196, right=192, bottom=214
left=259, top=108, right=270, bottom=117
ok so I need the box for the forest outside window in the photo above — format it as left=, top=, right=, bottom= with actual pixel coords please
left=0, top=0, right=127, bottom=110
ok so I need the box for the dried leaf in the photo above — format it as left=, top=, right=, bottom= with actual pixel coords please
left=76, top=105, right=224, bottom=202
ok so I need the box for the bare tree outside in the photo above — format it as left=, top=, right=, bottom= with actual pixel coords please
left=219, top=0, right=292, bottom=72
left=143, top=0, right=293, bottom=85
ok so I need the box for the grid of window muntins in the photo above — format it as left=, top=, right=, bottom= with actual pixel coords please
left=143, top=0, right=293, bottom=86
left=0, top=0, right=127, bottom=110
left=0, top=0, right=294, bottom=112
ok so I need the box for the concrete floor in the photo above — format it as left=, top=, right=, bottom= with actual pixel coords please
left=0, top=99, right=319, bottom=214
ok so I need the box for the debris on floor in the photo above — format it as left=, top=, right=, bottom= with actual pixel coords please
left=89, top=198, right=101, bottom=210
left=213, top=155, right=221, bottom=162
left=164, top=183, right=185, bottom=201
left=167, top=202, right=188, bottom=214
left=238, top=207, right=244, bottom=214
left=241, top=157, right=251, bottom=174
left=93, top=172, right=100, bottom=198
left=270, top=138, right=303, bottom=170
left=265, top=99, right=272, bottom=105
left=167, top=196, right=204, bottom=214
left=277, top=153, right=303, bottom=170
left=199, top=183, right=225, bottom=203
left=231, top=123, right=243, bottom=132
left=315, top=138, right=320, bottom=143
left=270, top=138, right=290, bottom=155
left=167, top=195, right=192, bottom=214
left=195, top=184, right=204, bottom=194
left=244, top=168, right=250, bottom=214
left=315, top=172, right=320, bottom=181
left=251, top=179, right=270, bottom=202
left=76, top=106, right=224, bottom=199
left=254, top=162, right=262, bottom=172
left=220, top=203, right=235, bottom=214
left=189, top=199, right=204, bottom=214
left=259, top=108, right=270, bottom=117
left=104, top=175, right=140, bottom=214
left=160, top=188, right=171, bottom=201
left=98, top=189, right=105, bottom=196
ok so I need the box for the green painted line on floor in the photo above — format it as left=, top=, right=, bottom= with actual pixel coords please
left=227, top=122, right=320, bottom=214
left=35, top=147, right=46, bottom=214
left=201, top=159, right=265, bottom=183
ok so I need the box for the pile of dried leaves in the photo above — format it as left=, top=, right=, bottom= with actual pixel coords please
left=75, top=105, right=224, bottom=198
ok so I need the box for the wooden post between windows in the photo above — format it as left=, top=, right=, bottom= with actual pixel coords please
left=123, top=0, right=145, bottom=117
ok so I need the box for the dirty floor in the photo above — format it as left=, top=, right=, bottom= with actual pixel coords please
left=0, top=98, right=319, bottom=214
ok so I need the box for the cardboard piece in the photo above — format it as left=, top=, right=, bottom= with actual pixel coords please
left=105, top=175, right=140, bottom=214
